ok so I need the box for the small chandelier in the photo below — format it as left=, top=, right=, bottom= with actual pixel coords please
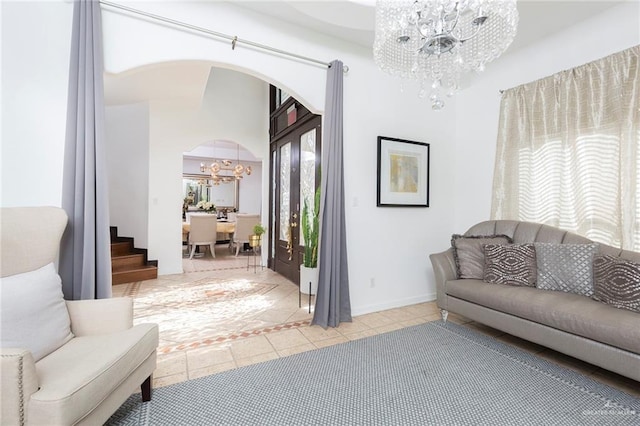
left=373, top=0, right=518, bottom=110
left=200, top=144, right=252, bottom=185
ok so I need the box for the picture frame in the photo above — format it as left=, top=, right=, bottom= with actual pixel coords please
left=376, top=136, right=430, bottom=207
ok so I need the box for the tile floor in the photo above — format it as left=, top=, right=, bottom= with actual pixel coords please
left=113, top=245, right=640, bottom=398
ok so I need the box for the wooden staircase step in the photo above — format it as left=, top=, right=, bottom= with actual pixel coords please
left=110, top=226, right=157, bottom=285
left=112, top=265, right=158, bottom=285
left=112, top=253, right=146, bottom=270
left=111, top=241, right=133, bottom=257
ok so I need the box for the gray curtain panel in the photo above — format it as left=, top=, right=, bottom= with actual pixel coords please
left=312, top=60, right=352, bottom=328
left=60, top=0, right=112, bottom=300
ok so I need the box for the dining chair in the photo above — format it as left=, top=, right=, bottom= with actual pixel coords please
left=182, top=231, right=188, bottom=257
left=188, top=214, right=218, bottom=259
left=231, top=214, right=260, bottom=256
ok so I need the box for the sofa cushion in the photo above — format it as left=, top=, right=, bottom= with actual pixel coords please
left=30, top=323, right=158, bottom=425
left=445, top=279, right=640, bottom=355
left=535, top=243, right=598, bottom=297
left=451, top=234, right=512, bottom=279
left=1, top=263, right=73, bottom=361
left=593, top=255, right=640, bottom=313
left=483, top=244, right=536, bottom=287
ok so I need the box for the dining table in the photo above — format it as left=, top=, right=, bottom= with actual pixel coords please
left=182, top=220, right=235, bottom=234
left=182, top=219, right=235, bottom=258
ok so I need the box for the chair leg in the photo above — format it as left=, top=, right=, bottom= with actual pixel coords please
left=235, top=242, right=240, bottom=257
left=190, top=244, right=197, bottom=260
left=141, top=375, right=152, bottom=402
left=210, top=243, right=216, bottom=258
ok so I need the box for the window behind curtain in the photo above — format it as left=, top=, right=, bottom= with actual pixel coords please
left=491, top=46, right=640, bottom=250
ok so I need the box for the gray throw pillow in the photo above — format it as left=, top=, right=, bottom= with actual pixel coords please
left=451, top=234, right=513, bottom=279
left=535, top=243, right=598, bottom=296
left=483, top=244, right=537, bottom=287
left=592, top=255, right=640, bottom=313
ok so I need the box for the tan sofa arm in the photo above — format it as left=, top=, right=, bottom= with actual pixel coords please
left=429, top=248, right=457, bottom=310
left=1, top=348, right=39, bottom=426
left=66, top=297, right=134, bottom=336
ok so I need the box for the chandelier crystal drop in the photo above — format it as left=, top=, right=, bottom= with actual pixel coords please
left=373, top=0, right=518, bottom=110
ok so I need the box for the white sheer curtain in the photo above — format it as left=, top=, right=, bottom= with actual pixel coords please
left=492, top=45, right=640, bottom=250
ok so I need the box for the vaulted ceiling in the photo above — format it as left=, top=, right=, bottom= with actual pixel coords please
left=232, top=1, right=621, bottom=53
left=105, top=1, right=621, bottom=107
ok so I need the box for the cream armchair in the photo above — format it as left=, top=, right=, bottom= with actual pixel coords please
left=0, top=207, right=159, bottom=425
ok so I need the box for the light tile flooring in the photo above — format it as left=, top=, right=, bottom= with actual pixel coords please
left=113, top=246, right=640, bottom=398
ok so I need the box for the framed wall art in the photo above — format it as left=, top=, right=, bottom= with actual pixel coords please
left=376, top=136, right=430, bottom=207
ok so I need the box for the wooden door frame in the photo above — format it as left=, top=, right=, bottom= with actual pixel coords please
left=268, top=113, right=321, bottom=284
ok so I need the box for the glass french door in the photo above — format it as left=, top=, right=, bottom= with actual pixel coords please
left=269, top=116, right=321, bottom=284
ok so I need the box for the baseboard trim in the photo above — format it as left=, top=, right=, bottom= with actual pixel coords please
left=351, top=293, right=437, bottom=317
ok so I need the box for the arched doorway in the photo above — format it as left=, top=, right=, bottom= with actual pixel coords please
left=105, top=62, right=321, bottom=276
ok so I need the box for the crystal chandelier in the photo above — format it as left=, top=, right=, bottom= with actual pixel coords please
left=200, top=144, right=252, bottom=185
left=373, top=0, right=518, bottom=110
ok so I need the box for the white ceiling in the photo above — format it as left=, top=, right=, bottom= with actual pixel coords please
left=184, top=140, right=260, bottom=161
left=106, top=0, right=623, bottom=106
left=231, top=1, right=623, bottom=53
left=105, top=0, right=624, bottom=156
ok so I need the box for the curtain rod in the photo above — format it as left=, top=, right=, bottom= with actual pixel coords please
left=99, top=0, right=349, bottom=73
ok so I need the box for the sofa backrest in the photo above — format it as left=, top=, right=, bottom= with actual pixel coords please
left=465, top=220, right=640, bottom=263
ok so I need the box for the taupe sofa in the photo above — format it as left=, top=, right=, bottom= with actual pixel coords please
left=430, top=220, right=640, bottom=382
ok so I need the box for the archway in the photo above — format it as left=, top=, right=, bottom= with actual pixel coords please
left=104, top=61, right=319, bottom=275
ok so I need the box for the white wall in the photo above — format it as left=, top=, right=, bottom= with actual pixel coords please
left=101, top=1, right=329, bottom=113
left=1, top=1, right=72, bottom=207
left=452, top=2, right=640, bottom=232
left=101, top=1, right=457, bottom=314
left=105, top=102, right=150, bottom=247
left=137, top=69, right=270, bottom=274
left=197, top=68, right=267, bottom=217
left=236, top=164, right=262, bottom=215
left=340, top=53, right=457, bottom=314
left=10, top=1, right=631, bottom=318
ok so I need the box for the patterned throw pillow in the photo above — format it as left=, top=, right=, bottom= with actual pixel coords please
left=592, top=255, right=640, bottom=313
left=451, top=234, right=513, bottom=279
left=535, top=243, right=598, bottom=297
left=483, top=244, right=537, bottom=287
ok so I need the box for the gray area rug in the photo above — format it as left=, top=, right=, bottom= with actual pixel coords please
left=107, top=321, right=640, bottom=425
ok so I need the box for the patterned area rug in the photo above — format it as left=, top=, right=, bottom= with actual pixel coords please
left=181, top=248, right=260, bottom=272
left=107, top=322, right=640, bottom=425
left=134, top=278, right=278, bottom=353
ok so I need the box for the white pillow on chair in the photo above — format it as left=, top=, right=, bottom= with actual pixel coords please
left=1, top=263, right=73, bottom=361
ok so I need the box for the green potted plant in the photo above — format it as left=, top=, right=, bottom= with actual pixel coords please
left=300, top=186, right=320, bottom=295
left=249, top=223, right=266, bottom=247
